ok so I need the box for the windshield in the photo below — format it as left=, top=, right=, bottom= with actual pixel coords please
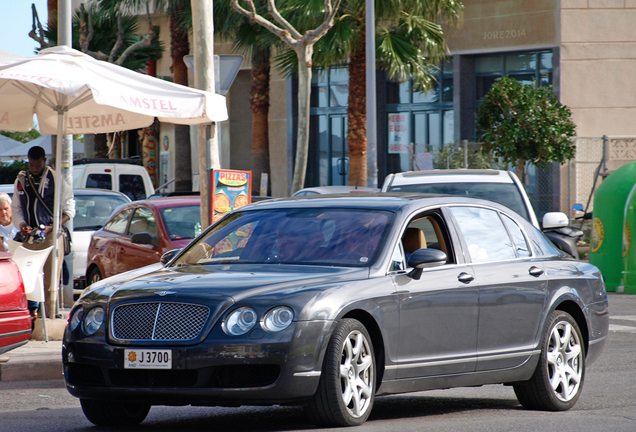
left=172, top=208, right=393, bottom=267
left=74, top=194, right=130, bottom=230
left=388, top=182, right=530, bottom=221
left=160, top=205, right=201, bottom=240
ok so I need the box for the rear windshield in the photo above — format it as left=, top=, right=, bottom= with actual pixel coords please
left=389, top=182, right=530, bottom=221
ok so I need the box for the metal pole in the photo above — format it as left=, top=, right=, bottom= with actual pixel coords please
left=463, top=139, right=468, bottom=168
left=365, top=0, right=377, bottom=188
left=59, top=0, right=74, bottom=309
left=191, top=0, right=217, bottom=229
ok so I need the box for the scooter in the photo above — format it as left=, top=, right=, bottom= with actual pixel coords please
left=541, top=211, right=586, bottom=260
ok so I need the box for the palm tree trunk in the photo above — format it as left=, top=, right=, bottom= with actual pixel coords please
left=250, top=48, right=270, bottom=195
left=347, top=38, right=367, bottom=187
left=170, top=5, right=192, bottom=192
left=291, top=45, right=313, bottom=194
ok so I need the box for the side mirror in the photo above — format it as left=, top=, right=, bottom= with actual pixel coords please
left=131, top=232, right=159, bottom=247
left=542, top=212, right=569, bottom=229
left=160, top=249, right=181, bottom=266
left=407, top=248, right=448, bottom=280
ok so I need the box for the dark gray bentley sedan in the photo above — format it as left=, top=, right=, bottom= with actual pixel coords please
left=63, top=194, right=608, bottom=427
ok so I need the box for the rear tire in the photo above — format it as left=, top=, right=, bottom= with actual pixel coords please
left=514, top=310, right=585, bottom=411
left=87, top=268, right=102, bottom=286
left=80, top=399, right=150, bottom=426
left=305, top=318, right=375, bottom=427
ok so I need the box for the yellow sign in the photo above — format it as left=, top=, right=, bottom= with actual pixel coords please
left=591, top=217, right=604, bottom=253
left=624, top=220, right=632, bottom=258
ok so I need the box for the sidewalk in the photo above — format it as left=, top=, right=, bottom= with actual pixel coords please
left=0, top=315, right=67, bottom=382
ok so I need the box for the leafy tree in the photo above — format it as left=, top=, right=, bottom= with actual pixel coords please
left=434, top=142, right=494, bottom=170
left=476, top=76, right=576, bottom=179
left=212, top=1, right=284, bottom=195
left=0, top=127, right=41, bottom=144
left=304, top=0, right=463, bottom=186
left=230, top=0, right=342, bottom=194
left=99, top=0, right=193, bottom=190
left=0, top=160, right=29, bottom=184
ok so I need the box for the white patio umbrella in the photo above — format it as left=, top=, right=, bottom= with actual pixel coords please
left=0, top=46, right=228, bottom=335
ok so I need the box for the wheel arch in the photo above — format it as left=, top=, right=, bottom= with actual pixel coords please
left=554, top=300, right=590, bottom=357
left=341, top=309, right=386, bottom=388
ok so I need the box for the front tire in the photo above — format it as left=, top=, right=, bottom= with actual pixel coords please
left=514, top=310, right=585, bottom=411
left=80, top=399, right=150, bottom=426
left=305, top=318, right=376, bottom=427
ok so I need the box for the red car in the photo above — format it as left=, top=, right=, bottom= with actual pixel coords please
left=0, top=252, right=32, bottom=355
left=85, top=196, right=201, bottom=285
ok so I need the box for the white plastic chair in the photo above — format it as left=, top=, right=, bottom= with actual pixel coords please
left=10, top=244, right=54, bottom=303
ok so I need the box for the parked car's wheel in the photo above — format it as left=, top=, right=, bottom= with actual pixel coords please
left=514, top=310, right=585, bottom=411
left=87, top=268, right=102, bottom=286
left=80, top=399, right=150, bottom=426
left=305, top=318, right=375, bottom=427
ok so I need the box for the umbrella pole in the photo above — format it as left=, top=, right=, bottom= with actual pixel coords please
left=48, top=102, right=67, bottom=340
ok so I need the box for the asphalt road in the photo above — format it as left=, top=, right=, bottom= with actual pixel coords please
left=1, top=293, right=634, bottom=432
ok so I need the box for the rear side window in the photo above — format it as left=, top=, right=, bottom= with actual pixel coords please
left=120, top=174, right=147, bottom=201
left=86, top=173, right=112, bottom=190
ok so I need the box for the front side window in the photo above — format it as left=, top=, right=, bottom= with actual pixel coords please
left=173, top=209, right=394, bottom=267
left=103, top=208, right=132, bottom=234
left=128, top=207, right=158, bottom=237
left=450, top=206, right=516, bottom=263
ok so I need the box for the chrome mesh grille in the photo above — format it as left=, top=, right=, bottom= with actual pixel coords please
left=112, top=302, right=210, bottom=341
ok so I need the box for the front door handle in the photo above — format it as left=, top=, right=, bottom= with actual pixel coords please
left=458, top=272, right=474, bottom=283
left=529, top=266, right=544, bottom=277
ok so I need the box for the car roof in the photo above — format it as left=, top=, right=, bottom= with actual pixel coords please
left=293, top=185, right=381, bottom=196
left=388, top=169, right=514, bottom=185
left=242, top=192, right=513, bottom=214
left=127, top=196, right=201, bottom=209
left=72, top=188, right=131, bottom=198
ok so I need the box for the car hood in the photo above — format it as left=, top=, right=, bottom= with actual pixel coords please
left=84, top=264, right=369, bottom=305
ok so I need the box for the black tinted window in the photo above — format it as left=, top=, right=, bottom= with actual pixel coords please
left=86, top=174, right=112, bottom=190
left=389, top=182, right=530, bottom=221
left=120, top=175, right=146, bottom=200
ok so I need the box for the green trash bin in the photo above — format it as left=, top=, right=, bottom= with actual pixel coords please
left=622, top=183, right=636, bottom=294
left=589, top=161, right=636, bottom=292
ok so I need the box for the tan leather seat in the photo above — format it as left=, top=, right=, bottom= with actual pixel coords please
left=402, top=227, right=427, bottom=254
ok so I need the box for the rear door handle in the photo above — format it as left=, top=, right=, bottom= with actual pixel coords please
left=529, top=266, right=544, bottom=277
left=119, top=248, right=126, bottom=254
left=458, top=272, right=474, bottom=283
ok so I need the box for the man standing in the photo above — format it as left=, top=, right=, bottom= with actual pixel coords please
left=12, top=146, right=75, bottom=319
left=0, top=192, right=18, bottom=252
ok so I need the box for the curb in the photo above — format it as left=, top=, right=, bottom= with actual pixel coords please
left=0, top=356, right=63, bottom=382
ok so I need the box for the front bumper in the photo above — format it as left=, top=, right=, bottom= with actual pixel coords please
left=63, top=320, right=335, bottom=406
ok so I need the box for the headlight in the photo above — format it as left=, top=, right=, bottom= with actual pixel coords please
left=262, top=306, right=294, bottom=332
left=82, top=307, right=105, bottom=335
left=223, top=307, right=257, bottom=336
left=69, top=307, right=83, bottom=331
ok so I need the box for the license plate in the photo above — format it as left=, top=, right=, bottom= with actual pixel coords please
left=124, top=349, right=172, bottom=369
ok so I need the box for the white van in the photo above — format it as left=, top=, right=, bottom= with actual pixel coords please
left=73, top=159, right=155, bottom=201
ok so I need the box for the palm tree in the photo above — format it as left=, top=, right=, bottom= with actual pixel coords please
left=101, top=0, right=193, bottom=191
left=231, top=0, right=342, bottom=194
left=309, top=0, right=463, bottom=185
left=212, top=1, right=282, bottom=195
